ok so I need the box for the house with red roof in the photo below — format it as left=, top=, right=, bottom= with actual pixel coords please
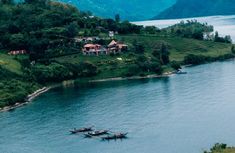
left=82, top=44, right=108, bottom=55
left=108, top=40, right=128, bottom=54
left=8, top=50, right=27, bottom=55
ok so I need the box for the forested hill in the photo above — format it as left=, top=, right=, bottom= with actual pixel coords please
left=154, top=0, right=235, bottom=20
left=57, top=0, right=176, bottom=21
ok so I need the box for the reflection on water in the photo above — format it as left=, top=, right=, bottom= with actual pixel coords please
left=1, top=60, right=235, bottom=153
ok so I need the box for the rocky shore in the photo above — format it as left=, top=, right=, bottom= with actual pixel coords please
left=0, top=87, right=50, bottom=113
left=89, top=71, right=175, bottom=83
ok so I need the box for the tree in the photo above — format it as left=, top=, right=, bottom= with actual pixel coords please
left=160, top=43, right=170, bottom=64
left=232, top=45, right=235, bottom=54
left=214, top=31, right=219, bottom=41
left=144, top=26, right=157, bottom=34
left=214, top=31, right=232, bottom=43
left=133, top=40, right=145, bottom=54
left=152, top=43, right=170, bottom=65
left=115, top=14, right=120, bottom=23
left=170, top=61, right=181, bottom=70
left=65, top=22, right=79, bottom=38
left=183, top=54, right=206, bottom=65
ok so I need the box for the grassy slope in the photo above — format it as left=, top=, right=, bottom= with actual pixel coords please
left=218, top=148, right=235, bottom=153
left=0, top=53, right=40, bottom=108
left=55, top=35, right=232, bottom=80
left=210, top=148, right=235, bottom=153
left=118, top=35, right=232, bottom=61
left=0, top=35, right=232, bottom=108
left=55, top=53, right=136, bottom=79
left=0, top=53, right=23, bottom=75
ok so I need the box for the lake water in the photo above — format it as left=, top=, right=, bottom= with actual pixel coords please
left=133, top=15, right=235, bottom=43
left=1, top=60, right=235, bottom=153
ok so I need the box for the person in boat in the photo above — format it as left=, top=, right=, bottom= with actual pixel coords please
left=70, top=127, right=93, bottom=134
left=102, top=132, right=128, bottom=140
left=86, top=130, right=109, bottom=136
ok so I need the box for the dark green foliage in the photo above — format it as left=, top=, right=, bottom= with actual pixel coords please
left=115, top=14, right=120, bottom=23
left=232, top=45, right=235, bottom=54
left=124, top=64, right=140, bottom=77
left=0, top=66, right=16, bottom=80
left=184, top=54, right=206, bottom=65
left=123, top=55, right=162, bottom=77
left=133, top=40, right=145, bottom=54
left=184, top=54, right=235, bottom=65
left=170, top=61, right=181, bottom=70
left=214, top=31, right=232, bottom=43
left=0, top=1, right=142, bottom=61
left=204, top=143, right=227, bottom=153
left=152, top=43, right=170, bottom=65
left=165, top=20, right=213, bottom=40
left=31, top=62, right=98, bottom=83
left=0, top=66, right=40, bottom=107
left=31, top=63, right=72, bottom=83
left=143, top=26, right=158, bottom=34
left=65, top=22, right=79, bottom=38
left=76, top=62, right=98, bottom=77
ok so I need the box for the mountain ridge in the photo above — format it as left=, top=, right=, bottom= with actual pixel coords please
left=154, top=0, right=235, bottom=20
left=57, top=0, right=176, bottom=21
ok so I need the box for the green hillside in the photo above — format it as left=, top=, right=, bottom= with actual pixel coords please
left=0, top=0, right=234, bottom=108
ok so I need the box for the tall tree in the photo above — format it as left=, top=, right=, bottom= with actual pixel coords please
left=152, top=43, right=170, bottom=65
left=115, top=14, right=120, bottom=23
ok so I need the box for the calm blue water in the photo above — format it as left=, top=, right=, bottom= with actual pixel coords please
left=1, top=60, right=235, bottom=153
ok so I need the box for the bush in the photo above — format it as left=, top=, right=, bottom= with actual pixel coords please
left=124, top=64, right=140, bottom=77
left=231, top=45, right=235, bottom=54
left=77, top=62, right=98, bottom=77
left=170, top=61, right=181, bottom=70
left=204, top=143, right=227, bottom=153
left=32, top=63, right=72, bottom=83
left=184, top=54, right=206, bottom=65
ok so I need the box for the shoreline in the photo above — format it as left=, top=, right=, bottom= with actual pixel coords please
left=0, top=87, right=51, bottom=113
left=89, top=71, right=176, bottom=83
left=0, top=71, right=176, bottom=113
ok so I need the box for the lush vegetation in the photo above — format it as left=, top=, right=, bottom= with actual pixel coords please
left=205, top=143, right=235, bottom=153
left=0, top=0, right=234, bottom=108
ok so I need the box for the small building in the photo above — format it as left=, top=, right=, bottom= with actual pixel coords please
left=8, top=50, right=27, bottom=55
left=82, top=44, right=108, bottom=55
left=108, top=40, right=128, bottom=54
left=109, top=31, right=114, bottom=37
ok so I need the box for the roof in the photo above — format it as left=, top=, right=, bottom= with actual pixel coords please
left=84, top=44, right=101, bottom=48
left=108, top=40, right=117, bottom=47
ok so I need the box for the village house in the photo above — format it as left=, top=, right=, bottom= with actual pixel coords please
left=8, top=50, right=27, bottom=55
left=82, top=40, right=128, bottom=56
left=107, top=40, right=128, bottom=54
left=82, top=44, right=108, bottom=55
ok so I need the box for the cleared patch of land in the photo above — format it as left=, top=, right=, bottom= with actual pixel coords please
left=118, top=35, right=232, bottom=61
left=0, top=53, right=23, bottom=75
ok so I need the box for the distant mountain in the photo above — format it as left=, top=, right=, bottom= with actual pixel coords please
left=154, top=0, right=235, bottom=20
left=57, top=0, right=176, bottom=21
